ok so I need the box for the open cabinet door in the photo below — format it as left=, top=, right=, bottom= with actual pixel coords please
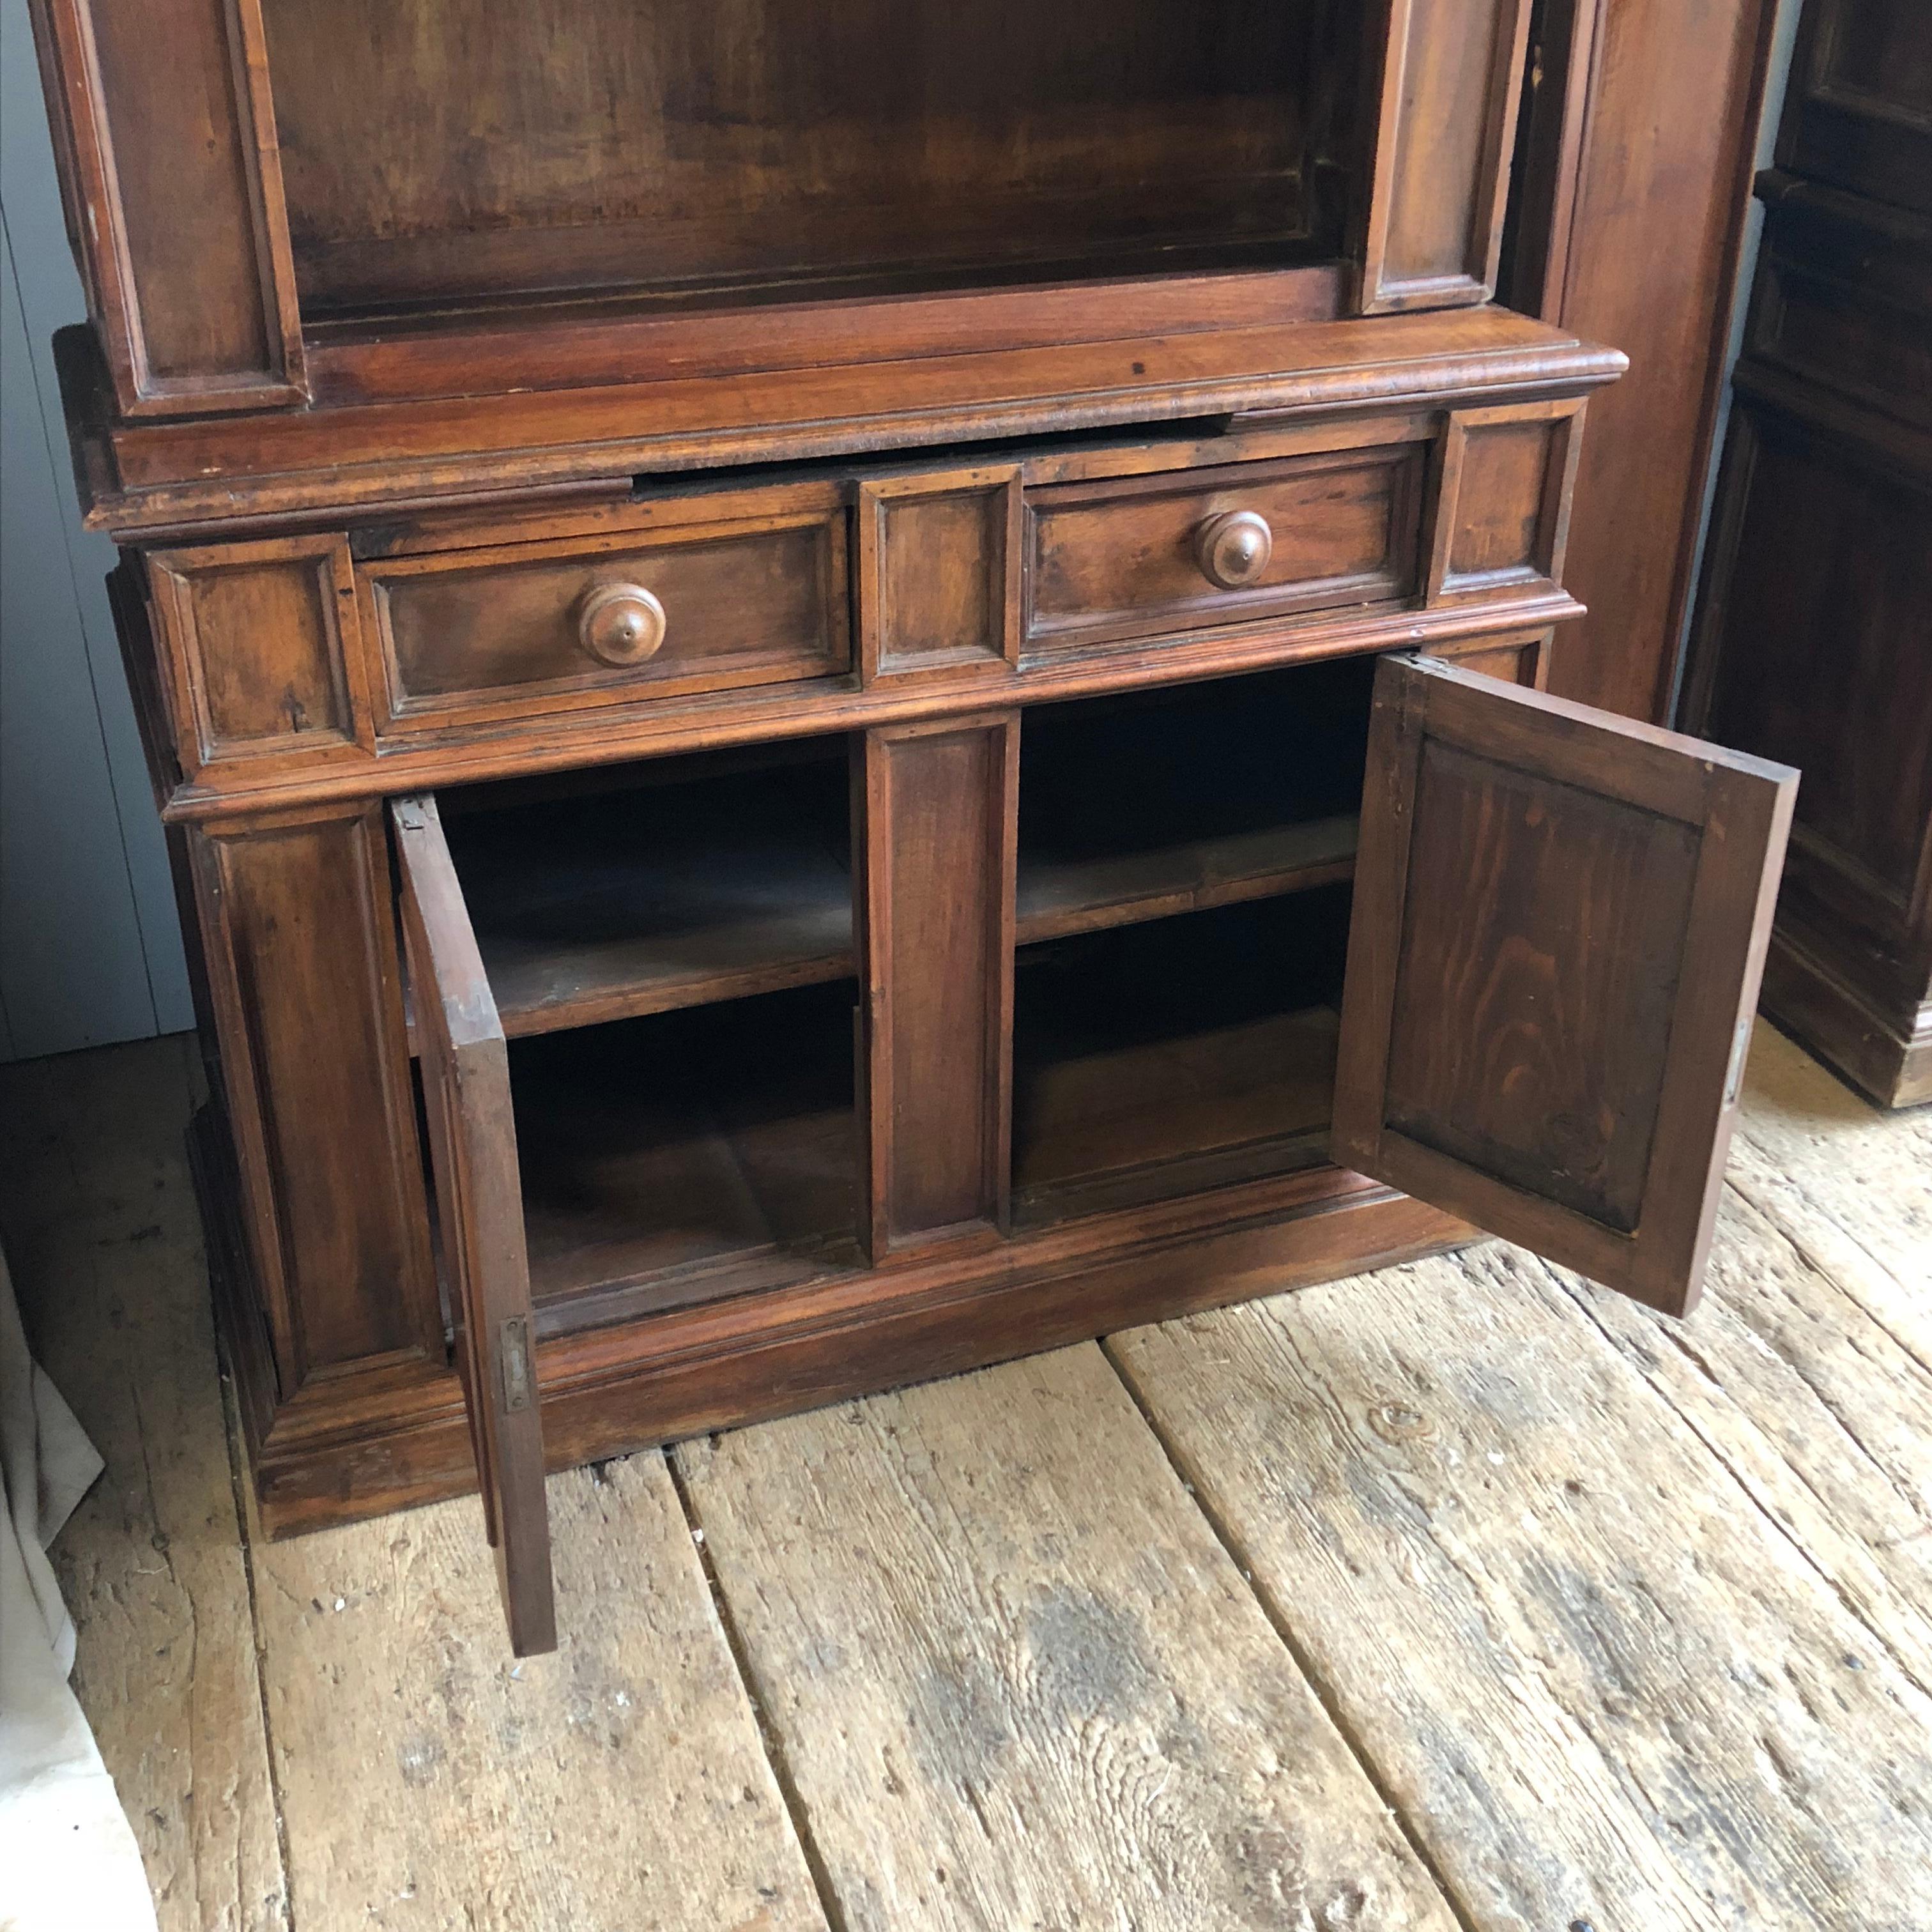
left=392, top=795, right=558, bottom=1656
left=1333, top=655, right=1797, bottom=1317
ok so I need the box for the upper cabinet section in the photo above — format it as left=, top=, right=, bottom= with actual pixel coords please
left=31, top=0, right=1538, bottom=425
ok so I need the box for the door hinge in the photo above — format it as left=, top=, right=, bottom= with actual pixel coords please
left=499, top=1315, right=533, bottom=1414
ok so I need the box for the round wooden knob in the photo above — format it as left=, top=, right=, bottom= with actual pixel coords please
left=1195, top=510, right=1274, bottom=590
left=578, top=583, right=667, bottom=666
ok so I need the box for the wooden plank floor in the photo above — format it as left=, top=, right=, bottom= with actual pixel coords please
left=2, top=1021, right=1928, bottom=1931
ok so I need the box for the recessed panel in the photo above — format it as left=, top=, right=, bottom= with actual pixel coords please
left=1383, top=739, right=1700, bottom=1232
left=1704, top=423, right=1932, bottom=904
left=1447, top=420, right=1554, bottom=585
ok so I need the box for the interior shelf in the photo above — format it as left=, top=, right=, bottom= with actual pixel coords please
left=1011, top=890, right=1352, bottom=1225
left=510, top=979, right=860, bottom=1335
left=1015, top=657, right=1376, bottom=948
left=439, top=747, right=854, bottom=1041
left=1016, top=812, right=1358, bottom=944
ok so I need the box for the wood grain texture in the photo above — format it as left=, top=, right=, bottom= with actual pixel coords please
left=0, top=1037, right=284, bottom=1932
left=186, top=806, right=441, bottom=1385
left=1509, top=0, right=1780, bottom=721
left=1025, top=444, right=1424, bottom=651
left=395, top=792, right=555, bottom=1656
left=860, top=468, right=1021, bottom=681
left=256, top=0, right=1346, bottom=313
left=1335, top=653, right=1797, bottom=1314
left=1728, top=1020, right=1932, bottom=1360
left=1359, top=0, right=1532, bottom=309
left=676, top=1344, right=1460, bottom=1932
left=857, top=715, right=1017, bottom=1254
left=26, top=0, right=303, bottom=413
left=1111, top=1238, right=1932, bottom=1932
left=249, top=1452, right=828, bottom=1932
left=77, top=307, right=1625, bottom=533
left=366, top=505, right=851, bottom=736
left=438, top=749, right=855, bottom=1041
left=148, top=536, right=366, bottom=774
left=1678, top=132, right=1932, bottom=1109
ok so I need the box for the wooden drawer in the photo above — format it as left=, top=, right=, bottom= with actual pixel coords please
left=1023, top=444, right=1425, bottom=653
left=362, top=504, right=851, bottom=734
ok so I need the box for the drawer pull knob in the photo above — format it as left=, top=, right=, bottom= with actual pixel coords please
left=1195, top=510, right=1274, bottom=590
left=579, top=583, right=668, bottom=666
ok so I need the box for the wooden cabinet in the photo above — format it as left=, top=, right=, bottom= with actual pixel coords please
left=30, top=0, right=1800, bottom=1654
left=1682, top=0, right=1932, bottom=1108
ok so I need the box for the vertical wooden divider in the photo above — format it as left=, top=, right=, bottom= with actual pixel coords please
left=855, top=712, right=1020, bottom=1260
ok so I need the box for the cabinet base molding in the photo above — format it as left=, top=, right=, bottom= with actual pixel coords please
left=193, top=1104, right=1470, bottom=1538
left=1759, top=929, right=1932, bottom=1112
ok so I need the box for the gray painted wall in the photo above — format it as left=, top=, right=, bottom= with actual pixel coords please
left=1, top=0, right=192, bottom=1062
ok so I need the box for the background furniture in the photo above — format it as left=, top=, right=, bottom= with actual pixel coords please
left=29, top=0, right=1797, bottom=1652
left=1681, top=0, right=1932, bottom=1107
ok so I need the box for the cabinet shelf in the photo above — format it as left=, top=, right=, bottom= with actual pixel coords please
left=1015, top=812, right=1358, bottom=945
left=1012, top=890, right=1353, bottom=1224
left=512, top=981, right=861, bottom=1332
left=437, top=753, right=855, bottom=1042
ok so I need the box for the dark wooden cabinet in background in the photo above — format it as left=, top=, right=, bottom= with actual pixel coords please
left=1682, top=0, right=1932, bottom=1108
left=31, top=0, right=1797, bottom=1653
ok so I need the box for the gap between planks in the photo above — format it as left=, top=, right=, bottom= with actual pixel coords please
left=664, top=1446, right=857, bottom=1932
left=1097, top=1332, right=1488, bottom=1932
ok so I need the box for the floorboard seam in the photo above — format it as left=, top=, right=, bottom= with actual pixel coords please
left=219, top=1358, right=297, bottom=1932
left=664, top=1446, right=853, bottom=1932
left=1098, top=1333, right=1486, bottom=1932
left=1554, top=1265, right=1932, bottom=1703
left=1724, top=1149, right=1932, bottom=1379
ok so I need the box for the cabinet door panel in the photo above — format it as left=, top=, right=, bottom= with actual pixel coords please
left=393, top=793, right=556, bottom=1657
left=1334, top=654, right=1795, bottom=1315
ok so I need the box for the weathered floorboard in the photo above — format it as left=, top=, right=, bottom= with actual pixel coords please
left=248, top=1450, right=829, bottom=1932
left=0, top=1038, right=286, bottom=1932
left=1558, top=1185, right=1932, bottom=1698
left=1732, top=1022, right=1932, bottom=1369
left=677, top=1343, right=1460, bottom=1932
left=1111, top=1240, right=1932, bottom=1932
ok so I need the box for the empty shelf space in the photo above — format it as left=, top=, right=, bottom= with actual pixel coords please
left=1016, top=811, right=1358, bottom=944
left=1012, top=891, right=1350, bottom=1225
left=1016, top=657, right=1374, bottom=947
left=510, top=980, right=860, bottom=1333
left=439, top=746, right=855, bottom=1041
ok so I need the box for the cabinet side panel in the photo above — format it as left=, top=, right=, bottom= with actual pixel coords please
left=190, top=806, right=439, bottom=1388
left=40, top=0, right=302, bottom=410
left=1514, top=0, right=1779, bottom=719
left=1361, top=0, right=1531, bottom=309
left=861, top=716, right=1018, bottom=1251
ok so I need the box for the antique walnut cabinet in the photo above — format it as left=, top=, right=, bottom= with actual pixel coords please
left=31, top=0, right=1797, bottom=1653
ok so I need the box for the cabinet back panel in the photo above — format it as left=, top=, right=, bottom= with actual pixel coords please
left=258, top=0, right=1359, bottom=313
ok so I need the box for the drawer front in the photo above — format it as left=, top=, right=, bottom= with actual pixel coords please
left=1024, top=444, right=1425, bottom=653
left=365, top=510, right=850, bottom=733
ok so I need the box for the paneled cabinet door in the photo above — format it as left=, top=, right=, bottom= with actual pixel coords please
left=1333, top=654, right=1797, bottom=1315
left=392, top=793, right=557, bottom=1657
